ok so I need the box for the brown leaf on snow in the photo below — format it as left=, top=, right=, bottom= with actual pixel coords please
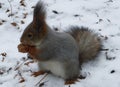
left=2, top=20, right=6, bottom=22
left=21, top=20, right=25, bottom=24
left=11, top=22, right=17, bottom=26
left=6, top=9, right=10, bottom=13
left=20, top=0, right=26, bottom=7
left=19, top=78, right=25, bottom=83
left=21, top=3, right=26, bottom=7
left=0, top=19, right=7, bottom=25
left=1, top=52, right=7, bottom=57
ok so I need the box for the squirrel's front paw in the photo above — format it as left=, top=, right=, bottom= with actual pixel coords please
left=18, top=44, right=29, bottom=53
left=31, top=70, right=46, bottom=77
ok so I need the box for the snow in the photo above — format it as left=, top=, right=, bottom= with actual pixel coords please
left=0, top=0, right=120, bottom=87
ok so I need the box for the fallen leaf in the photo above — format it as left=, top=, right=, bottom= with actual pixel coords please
left=1, top=52, right=7, bottom=57
left=2, top=20, right=6, bottom=22
left=11, top=22, right=17, bottom=26
left=20, top=0, right=26, bottom=7
left=6, top=9, right=10, bottom=13
left=52, top=10, right=59, bottom=14
left=19, top=78, right=25, bottom=83
left=21, top=20, right=25, bottom=24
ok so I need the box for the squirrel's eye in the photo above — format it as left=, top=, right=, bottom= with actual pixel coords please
left=27, top=33, right=33, bottom=39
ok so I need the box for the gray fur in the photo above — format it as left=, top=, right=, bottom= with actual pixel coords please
left=37, top=26, right=80, bottom=80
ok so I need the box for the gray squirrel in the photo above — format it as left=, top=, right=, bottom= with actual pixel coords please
left=18, top=1, right=101, bottom=85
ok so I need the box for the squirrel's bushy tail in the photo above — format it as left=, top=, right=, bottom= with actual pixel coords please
left=66, top=26, right=101, bottom=64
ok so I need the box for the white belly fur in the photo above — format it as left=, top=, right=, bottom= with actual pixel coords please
left=39, top=61, right=65, bottom=78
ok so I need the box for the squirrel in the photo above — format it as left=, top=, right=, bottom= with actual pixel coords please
left=18, top=1, right=101, bottom=85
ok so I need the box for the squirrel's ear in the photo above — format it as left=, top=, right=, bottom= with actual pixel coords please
left=33, top=1, right=46, bottom=29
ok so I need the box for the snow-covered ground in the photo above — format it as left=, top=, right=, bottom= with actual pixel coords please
left=0, top=0, right=120, bottom=87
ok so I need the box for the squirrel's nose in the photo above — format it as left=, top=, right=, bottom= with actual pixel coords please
left=20, top=38, right=26, bottom=44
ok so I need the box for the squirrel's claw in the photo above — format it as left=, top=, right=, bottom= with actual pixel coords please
left=65, top=75, right=86, bottom=85
left=65, top=79, right=80, bottom=85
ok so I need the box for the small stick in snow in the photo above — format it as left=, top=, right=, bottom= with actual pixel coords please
left=14, top=58, right=29, bottom=71
left=7, top=0, right=13, bottom=17
left=100, top=48, right=109, bottom=51
left=39, top=81, right=48, bottom=87
left=24, top=60, right=34, bottom=66
left=18, top=70, right=25, bottom=83
left=14, top=62, right=24, bottom=71
left=35, top=73, right=49, bottom=86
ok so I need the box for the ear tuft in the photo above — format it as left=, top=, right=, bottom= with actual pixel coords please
left=33, top=1, right=46, bottom=28
left=34, top=1, right=46, bottom=19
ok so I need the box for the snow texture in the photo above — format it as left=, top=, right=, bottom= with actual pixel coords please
left=0, top=0, right=120, bottom=87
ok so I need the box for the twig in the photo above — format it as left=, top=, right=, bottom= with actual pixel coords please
left=18, top=70, right=25, bottom=83
left=100, top=48, right=109, bottom=51
left=7, top=0, right=13, bottom=17
left=35, top=73, right=49, bottom=86
left=14, top=59, right=28, bottom=71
